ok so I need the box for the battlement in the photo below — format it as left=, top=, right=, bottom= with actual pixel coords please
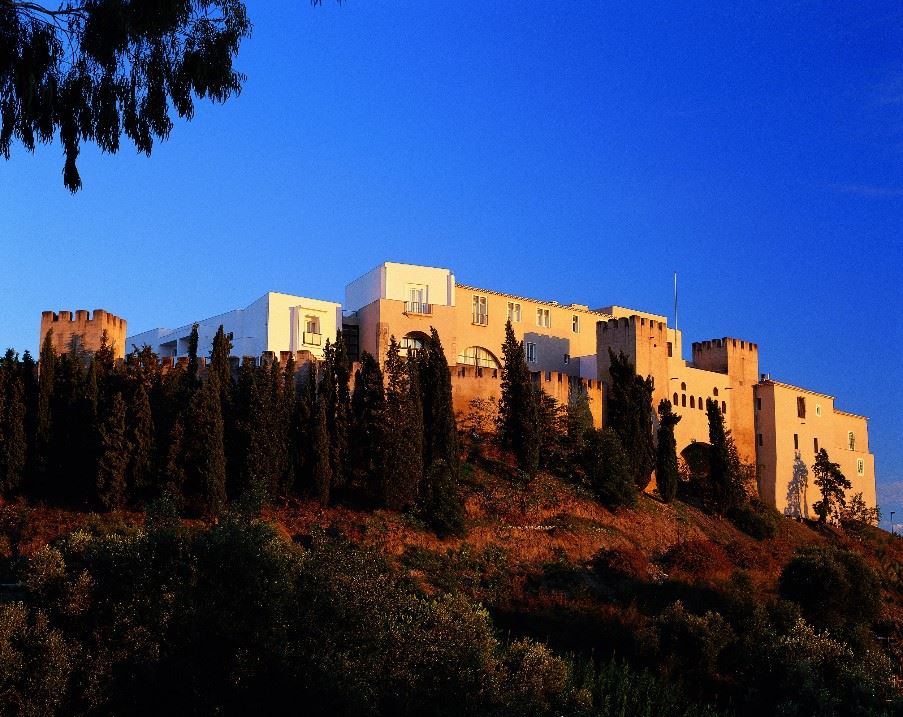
left=691, top=337, right=758, bottom=354
left=40, top=308, right=128, bottom=360
left=598, top=315, right=668, bottom=333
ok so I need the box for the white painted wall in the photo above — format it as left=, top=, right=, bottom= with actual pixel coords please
left=345, top=262, right=456, bottom=311
left=126, top=292, right=341, bottom=360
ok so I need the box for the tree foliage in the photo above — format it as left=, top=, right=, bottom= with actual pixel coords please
left=0, top=0, right=252, bottom=190
left=812, top=449, right=852, bottom=524
left=498, top=320, right=540, bottom=475
left=606, top=349, right=655, bottom=491
left=656, top=399, right=681, bottom=503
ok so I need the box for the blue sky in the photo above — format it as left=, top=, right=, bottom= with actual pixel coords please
left=1, top=2, right=901, bottom=522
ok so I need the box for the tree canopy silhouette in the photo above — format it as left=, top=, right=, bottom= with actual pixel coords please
left=0, top=0, right=251, bottom=191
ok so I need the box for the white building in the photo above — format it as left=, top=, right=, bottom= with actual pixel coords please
left=127, top=292, right=342, bottom=360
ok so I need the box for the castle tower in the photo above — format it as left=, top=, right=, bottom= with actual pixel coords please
left=596, top=314, right=671, bottom=408
left=691, top=337, right=759, bottom=463
left=40, top=309, right=128, bottom=360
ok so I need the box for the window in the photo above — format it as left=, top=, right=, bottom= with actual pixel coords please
left=698, top=397, right=703, bottom=410
left=507, top=301, right=521, bottom=323
left=797, top=396, right=806, bottom=419
left=667, top=342, right=673, bottom=357
left=815, top=404, right=822, bottom=416
left=722, top=401, right=727, bottom=414
left=405, top=284, right=430, bottom=314
left=673, top=392, right=678, bottom=405
left=681, top=394, right=686, bottom=407
left=814, top=437, right=819, bottom=454
left=848, top=431, right=855, bottom=451
left=681, top=382, right=687, bottom=391
left=563, top=354, right=570, bottom=364
left=757, top=434, right=763, bottom=447
left=303, top=315, right=322, bottom=345
left=572, top=315, right=579, bottom=333
left=401, top=333, right=425, bottom=357
left=793, top=434, right=799, bottom=450
left=458, top=346, right=501, bottom=369
left=472, top=295, right=488, bottom=325
left=525, top=342, right=537, bottom=362
left=713, top=387, right=719, bottom=397
left=756, top=397, right=761, bottom=410
left=536, top=308, right=551, bottom=328
left=690, top=396, right=695, bottom=409
left=857, top=459, right=864, bottom=476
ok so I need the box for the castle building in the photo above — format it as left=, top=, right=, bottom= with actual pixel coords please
left=40, top=309, right=127, bottom=359
left=115, top=260, right=876, bottom=520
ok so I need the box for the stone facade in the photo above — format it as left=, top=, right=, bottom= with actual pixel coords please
left=40, top=309, right=127, bottom=360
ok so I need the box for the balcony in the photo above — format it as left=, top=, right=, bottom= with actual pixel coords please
left=303, top=331, right=323, bottom=346
left=404, top=301, right=432, bottom=315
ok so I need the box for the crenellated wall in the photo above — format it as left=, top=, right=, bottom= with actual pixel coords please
left=40, top=309, right=127, bottom=359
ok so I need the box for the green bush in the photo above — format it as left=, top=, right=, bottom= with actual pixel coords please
left=727, top=500, right=779, bottom=540
left=778, top=546, right=882, bottom=635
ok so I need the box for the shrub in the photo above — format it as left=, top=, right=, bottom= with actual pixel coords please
left=728, top=500, right=779, bottom=540
left=778, top=545, right=882, bottom=635
left=581, top=429, right=637, bottom=509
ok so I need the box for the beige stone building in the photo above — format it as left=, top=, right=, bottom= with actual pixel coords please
left=40, top=309, right=127, bottom=360
left=112, top=260, right=876, bottom=518
left=755, top=378, right=876, bottom=520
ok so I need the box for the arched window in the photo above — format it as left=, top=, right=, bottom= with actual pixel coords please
left=457, top=345, right=501, bottom=369
left=690, top=396, right=695, bottom=409
left=401, top=331, right=429, bottom=357
left=698, top=397, right=703, bottom=410
left=722, top=401, right=727, bottom=414
left=681, top=394, right=686, bottom=407
left=673, top=392, right=678, bottom=405
left=680, top=382, right=687, bottom=391
left=713, top=387, right=719, bottom=397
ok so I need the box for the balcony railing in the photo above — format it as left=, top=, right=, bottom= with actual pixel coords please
left=404, top=301, right=432, bottom=315
left=303, top=331, right=323, bottom=346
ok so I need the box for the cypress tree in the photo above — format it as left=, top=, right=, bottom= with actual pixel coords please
left=656, top=399, right=681, bottom=503
left=382, top=337, right=423, bottom=510
left=97, top=392, right=128, bottom=510
left=233, top=357, right=259, bottom=501
left=186, top=323, right=200, bottom=388
left=606, top=348, right=655, bottom=491
left=183, top=377, right=227, bottom=517
left=706, top=398, right=744, bottom=516
left=349, top=351, right=386, bottom=498
left=277, top=355, right=296, bottom=494
left=34, top=330, right=56, bottom=496
left=0, top=350, right=26, bottom=496
left=331, top=332, right=352, bottom=489
left=418, top=328, right=459, bottom=475
left=20, top=350, right=38, bottom=494
left=291, top=361, right=316, bottom=495
left=581, top=428, right=637, bottom=508
left=127, top=382, right=156, bottom=499
left=566, top=384, right=595, bottom=461
left=311, top=390, right=333, bottom=506
left=421, top=459, right=465, bottom=537
left=498, top=320, right=540, bottom=476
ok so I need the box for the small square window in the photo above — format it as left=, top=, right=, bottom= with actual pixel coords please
left=571, top=315, right=579, bottom=333
left=815, top=404, right=822, bottom=416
